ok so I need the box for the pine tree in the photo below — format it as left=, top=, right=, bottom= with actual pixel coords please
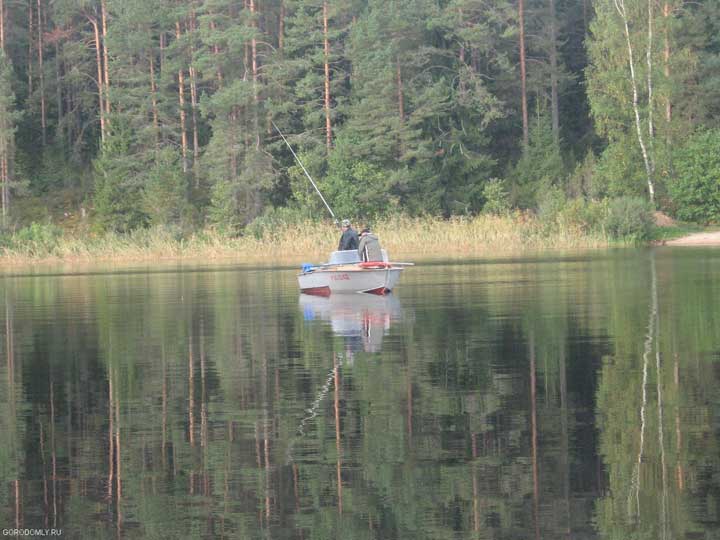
left=200, top=0, right=278, bottom=231
left=0, top=51, right=21, bottom=226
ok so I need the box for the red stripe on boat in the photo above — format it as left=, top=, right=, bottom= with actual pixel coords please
left=301, top=286, right=331, bottom=297
left=364, top=287, right=390, bottom=295
left=358, top=261, right=391, bottom=269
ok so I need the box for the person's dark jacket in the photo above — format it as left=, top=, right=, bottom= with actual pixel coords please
left=338, top=227, right=359, bottom=250
left=358, top=233, right=383, bottom=262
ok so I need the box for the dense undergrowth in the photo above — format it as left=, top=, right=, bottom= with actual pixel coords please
left=0, top=195, right=662, bottom=264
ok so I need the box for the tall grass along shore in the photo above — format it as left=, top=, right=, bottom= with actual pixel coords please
left=0, top=212, right=626, bottom=266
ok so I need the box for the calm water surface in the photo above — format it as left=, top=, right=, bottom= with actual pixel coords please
left=1, top=248, right=720, bottom=539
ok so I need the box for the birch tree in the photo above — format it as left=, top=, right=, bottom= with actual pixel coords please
left=587, top=0, right=662, bottom=202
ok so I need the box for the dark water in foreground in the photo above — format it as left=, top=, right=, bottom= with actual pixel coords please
left=1, top=248, right=720, bottom=539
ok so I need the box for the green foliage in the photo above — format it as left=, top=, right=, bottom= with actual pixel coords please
left=207, top=149, right=276, bottom=234
left=142, top=148, right=192, bottom=228
left=286, top=148, right=328, bottom=214
left=670, top=129, right=720, bottom=223
left=207, top=177, right=240, bottom=235
left=603, top=196, right=655, bottom=241
left=29, top=146, right=84, bottom=194
left=324, top=159, right=392, bottom=220
left=92, top=126, right=148, bottom=233
left=537, top=185, right=568, bottom=225
left=510, top=116, right=565, bottom=208
left=322, top=137, right=396, bottom=220
left=482, top=178, right=510, bottom=215
left=567, top=151, right=599, bottom=200
left=593, top=138, right=648, bottom=199
left=3, top=0, right=720, bottom=243
left=0, top=50, right=22, bottom=218
left=7, top=222, right=63, bottom=255
left=557, top=198, right=609, bottom=234
left=244, top=205, right=315, bottom=240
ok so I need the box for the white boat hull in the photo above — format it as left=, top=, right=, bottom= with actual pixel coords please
left=298, top=265, right=403, bottom=295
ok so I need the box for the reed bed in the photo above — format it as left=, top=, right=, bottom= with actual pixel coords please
left=0, top=213, right=616, bottom=267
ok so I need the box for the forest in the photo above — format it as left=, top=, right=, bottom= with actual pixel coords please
left=0, top=0, right=719, bottom=239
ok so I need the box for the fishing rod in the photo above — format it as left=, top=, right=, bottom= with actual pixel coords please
left=271, top=120, right=336, bottom=221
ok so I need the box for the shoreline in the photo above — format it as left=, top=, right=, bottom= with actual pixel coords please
left=0, top=246, right=610, bottom=273
left=661, top=230, right=720, bottom=246
left=0, top=214, right=617, bottom=268
left=1, top=231, right=716, bottom=270
left=3, top=215, right=713, bottom=269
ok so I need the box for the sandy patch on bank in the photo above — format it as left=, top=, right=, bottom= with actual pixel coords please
left=664, top=231, right=720, bottom=246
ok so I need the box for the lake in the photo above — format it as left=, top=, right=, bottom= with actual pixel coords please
left=1, top=248, right=720, bottom=539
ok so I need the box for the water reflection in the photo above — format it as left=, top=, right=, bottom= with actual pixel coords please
left=299, top=292, right=403, bottom=354
left=2, top=252, right=720, bottom=539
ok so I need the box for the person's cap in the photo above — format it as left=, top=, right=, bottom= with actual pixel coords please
left=361, top=227, right=370, bottom=234
left=341, top=219, right=351, bottom=227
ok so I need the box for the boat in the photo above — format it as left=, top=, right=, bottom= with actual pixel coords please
left=298, top=249, right=412, bottom=295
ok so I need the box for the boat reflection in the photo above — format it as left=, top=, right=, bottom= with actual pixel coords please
left=300, top=293, right=403, bottom=354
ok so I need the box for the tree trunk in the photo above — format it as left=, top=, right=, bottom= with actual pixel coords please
left=189, top=63, right=200, bottom=181
left=188, top=17, right=200, bottom=184
left=175, top=21, right=188, bottom=173
left=663, top=2, right=672, bottom=126
left=244, top=0, right=249, bottom=81
left=614, top=0, right=655, bottom=203
left=250, top=0, right=260, bottom=149
left=646, top=0, right=655, bottom=144
left=1, top=154, right=7, bottom=226
left=27, top=1, right=33, bottom=98
left=323, top=0, right=332, bottom=151
left=0, top=0, right=5, bottom=52
left=458, top=9, right=466, bottom=93
left=55, top=42, right=63, bottom=149
left=397, top=58, right=405, bottom=158
left=159, top=32, right=166, bottom=77
left=519, top=0, right=529, bottom=148
left=89, top=15, right=105, bottom=143
left=101, top=0, right=111, bottom=117
left=549, top=0, right=560, bottom=146
left=209, top=19, right=223, bottom=87
left=230, top=108, right=238, bottom=178
left=149, top=54, right=159, bottom=147
left=278, top=1, right=285, bottom=52
left=396, top=58, right=404, bottom=123
left=67, top=87, right=75, bottom=154
left=0, top=0, right=6, bottom=224
left=37, top=0, right=46, bottom=146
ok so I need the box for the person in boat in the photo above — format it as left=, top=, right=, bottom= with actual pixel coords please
left=338, top=218, right=359, bottom=251
left=358, top=227, right=383, bottom=262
